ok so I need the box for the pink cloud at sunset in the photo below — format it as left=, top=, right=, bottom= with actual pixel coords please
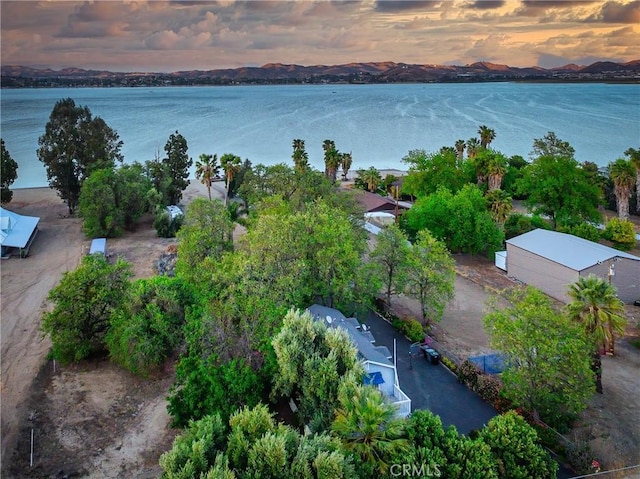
left=1, top=0, right=638, bottom=72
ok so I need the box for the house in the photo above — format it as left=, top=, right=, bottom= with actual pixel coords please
left=504, top=229, right=640, bottom=303
left=307, top=304, right=411, bottom=418
left=0, top=207, right=40, bottom=258
left=355, top=190, right=409, bottom=217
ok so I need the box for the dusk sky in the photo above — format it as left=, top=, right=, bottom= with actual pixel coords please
left=2, top=0, right=639, bottom=72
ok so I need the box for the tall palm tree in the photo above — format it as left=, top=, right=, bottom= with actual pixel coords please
left=292, top=138, right=309, bottom=172
left=609, top=158, right=636, bottom=219
left=358, top=167, right=382, bottom=193
left=466, top=137, right=480, bottom=160
left=567, top=274, right=627, bottom=393
left=341, top=152, right=353, bottom=181
left=485, top=189, right=512, bottom=225
left=624, top=147, right=640, bottom=212
left=195, top=153, right=219, bottom=200
left=220, top=153, right=241, bottom=206
left=322, top=139, right=339, bottom=182
left=486, top=151, right=508, bottom=191
left=331, top=385, right=408, bottom=476
left=454, top=139, right=466, bottom=160
left=478, top=125, right=496, bottom=149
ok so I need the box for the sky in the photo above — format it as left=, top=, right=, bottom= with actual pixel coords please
left=1, top=0, right=639, bottom=72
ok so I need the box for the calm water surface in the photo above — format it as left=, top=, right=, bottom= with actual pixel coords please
left=1, top=83, right=638, bottom=188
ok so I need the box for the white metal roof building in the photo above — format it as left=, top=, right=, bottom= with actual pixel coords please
left=505, top=229, right=640, bottom=303
left=307, top=304, right=411, bottom=418
left=0, top=207, right=40, bottom=258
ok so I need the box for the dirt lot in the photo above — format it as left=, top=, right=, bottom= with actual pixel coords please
left=1, top=181, right=639, bottom=478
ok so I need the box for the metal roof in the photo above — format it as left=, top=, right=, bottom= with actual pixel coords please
left=506, top=228, right=640, bottom=271
left=89, top=238, right=107, bottom=255
left=0, top=207, right=40, bottom=248
left=307, top=304, right=393, bottom=366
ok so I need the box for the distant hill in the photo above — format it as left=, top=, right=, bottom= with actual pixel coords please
left=2, top=60, right=638, bottom=87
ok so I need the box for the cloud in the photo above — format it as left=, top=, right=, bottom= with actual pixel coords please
left=464, top=1, right=506, bottom=10
left=589, top=0, right=640, bottom=23
left=375, top=1, right=441, bottom=13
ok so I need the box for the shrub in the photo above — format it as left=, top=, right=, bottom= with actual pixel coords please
left=154, top=208, right=183, bottom=238
left=504, top=213, right=550, bottom=239
left=475, top=374, right=503, bottom=404
left=602, top=217, right=636, bottom=251
left=457, top=359, right=481, bottom=389
left=558, top=222, right=601, bottom=242
left=565, top=441, right=597, bottom=475
left=403, top=318, right=425, bottom=342
left=441, top=356, right=457, bottom=373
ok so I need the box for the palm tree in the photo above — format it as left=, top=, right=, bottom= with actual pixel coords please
left=341, top=152, right=353, bottom=181
left=567, top=274, right=627, bottom=393
left=322, top=139, right=340, bottom=182
left=624, top=147, right=640, bottom=212
left=609, top=158, right=636, bottom=219
left=454, top=139, right=466, bottom=160
left=292, top=138, right=309, bottom=172
left=486, top=151, right=508, bottom=191
left=220, top=153, right=241, bottom=206
left=331, top=385, right=408, bottom=476
left=485, top=189, right=512, bottom=225
left=358, top=167, right=382, bottom=193
left=466, top=137, right=480, bottom=160
left=195, top=153, right=219, bottom=200
left=478, top=125, right=496, bottom=149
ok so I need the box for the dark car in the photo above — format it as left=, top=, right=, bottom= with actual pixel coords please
left=634, top=300, right=640, bottom=307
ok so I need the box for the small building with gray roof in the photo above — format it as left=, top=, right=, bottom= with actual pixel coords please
left=505, top=228, right=640, bottom=303
left=0, top=207, right=40, bottom=258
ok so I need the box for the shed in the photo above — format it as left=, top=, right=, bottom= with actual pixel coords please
left=505, top=229, right=640, bottom=303
left=89, top=238, right=107, bottom=255
left=0, top=207, right=40, bottom=258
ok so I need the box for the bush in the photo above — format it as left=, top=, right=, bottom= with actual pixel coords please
left=558, top=222, right=601, bottom=242
left=457, top=359, right=481, bottom=389
left=154, top=209, right=183, bottom=238
left=475, top=374, right=503, bottom=404
left=392, top=317, right=425, bottom=342
left=441, top=356, right=457, bottom=373
left=504, top=213, right=550, bottom=239
left=602, top=217, right=636, bottom=251
left=565, top=441, right=597, bottom=475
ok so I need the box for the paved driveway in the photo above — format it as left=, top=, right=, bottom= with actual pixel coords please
left=365, top=310, right=496, bottom=435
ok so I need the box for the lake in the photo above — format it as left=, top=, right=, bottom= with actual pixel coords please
left=1, top=82, right=638, bottom=188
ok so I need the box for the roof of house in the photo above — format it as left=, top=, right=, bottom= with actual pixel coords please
left=306, top=304, right=393, bottom=366
left=506, top=228, right=640, bottom=271
left=355, top=190, right=405, bottom=214
left=0, top=207, right=40, bottom=248
left=89, top=238, right=107, bottom=255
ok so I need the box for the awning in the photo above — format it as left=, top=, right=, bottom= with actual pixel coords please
left=363, top=371, right=385, bottom=386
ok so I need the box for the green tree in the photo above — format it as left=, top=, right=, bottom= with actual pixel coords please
left=454, top=139, right=466, bottom=160
left=340, top=152, right=353, bottom=181
left=220, top=153, right=242, bottom=206
left=602, top=216, right=637, bottom=251
left=41, top=254, right=132, bottom=363
left=271, top=309, right=362, bottom=432
left=106, top=276, right=194, bottom=376
left=485, top=189, right=513, bottom=225
left=624, top=146, right=640, bottom=212
left=195, top=153, right=220, bottom=200
left=292, top=138, right=309, bottom=172
left=331, top=384, right=408, bottom=477
left=609, top=158, right=636, bottom=219
left=503, top=212, right=550, bottom=240
left=79, top=168, right=121, bottom=237
left=484, top=287, right=595, bottom=428
left=466, top=137, right=481, bottom=160
left=175, top=198, right=234, bottom=284
left=370, top=224, right=411, bottom=307
left=530, top=131, right=575, bottom=160
left=322, top=139, right=340, bottom=183
left=485, top=150, right=508, bottom=191
left=401, top=149, right=467, bottom=197
left=517, top=155, right=602, bottom=228
left=37, top=98, right=123, bottom=214
left=479, top=411, right=558, bottom=479
left=403, top=184, right=504, bottom=256
left=567, top=274, right=627, bottom=392
left=357, top=166, right=383, bottom=193
left=0, top=139, right=18, bottom=204
left=478, top=125, right=496, bottom=149
left=405, top=410, right=498, bottom=479
left=163, top=131, right=192, bottom=204
left=404, top=229, right=455, bottom=327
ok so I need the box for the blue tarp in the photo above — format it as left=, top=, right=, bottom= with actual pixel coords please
left=469, top=354, right=506, bottom=375
left=363, top=371, right=385, bottom=385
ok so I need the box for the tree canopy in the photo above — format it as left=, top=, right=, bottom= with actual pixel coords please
left=0, top=139, right=18, bottom=204
left=37, top=98, right=124, bottom=214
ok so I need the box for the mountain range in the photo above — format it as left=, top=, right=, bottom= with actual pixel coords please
left=2, top=60, right=639, bottom=87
